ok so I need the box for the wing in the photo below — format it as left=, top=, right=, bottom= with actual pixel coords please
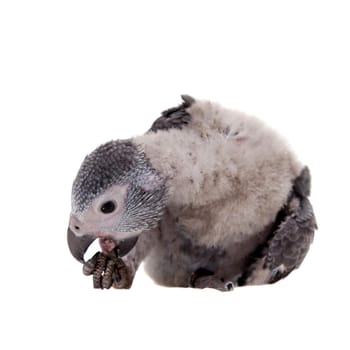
left=238, top=167, right=317, bottom=286
left=148, top=95, right=195, bottom=133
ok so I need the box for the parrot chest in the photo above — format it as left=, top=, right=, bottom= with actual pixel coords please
left=156, top=207, right=272, bottom=281
left=166, top=196, right=268, bottom=248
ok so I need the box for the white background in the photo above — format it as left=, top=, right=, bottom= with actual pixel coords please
left=1, top=1, right=349, bottom=349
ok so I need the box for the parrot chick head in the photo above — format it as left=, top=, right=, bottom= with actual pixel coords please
left=67, top=139, right=166, bottom=262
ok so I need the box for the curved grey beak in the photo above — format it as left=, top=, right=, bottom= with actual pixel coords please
left=67, top=228, right=95, bottom=263
left=67, top=228, right=139, bottom=263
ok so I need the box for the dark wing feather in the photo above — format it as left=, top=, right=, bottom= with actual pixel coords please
left=266, top=196, right=316, bottom=283
left=148, top=95, right=194, bottom=133
left=239, top=167, right=317, bottom=285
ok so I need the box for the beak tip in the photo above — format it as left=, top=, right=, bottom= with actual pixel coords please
left=67, top=227, right=95, bottom=264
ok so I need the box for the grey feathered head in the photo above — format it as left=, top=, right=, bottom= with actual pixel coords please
left=68, top=139, right=167, bottom=262
left=72, top=140, right=140, bottom=214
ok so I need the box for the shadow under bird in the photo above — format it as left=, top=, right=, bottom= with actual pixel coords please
left=67, top=95, right=317, bottom=291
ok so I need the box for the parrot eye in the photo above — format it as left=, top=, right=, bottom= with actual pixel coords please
left=100, top=201, right=116, bottom=214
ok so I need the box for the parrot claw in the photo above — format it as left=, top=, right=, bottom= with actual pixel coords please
left=225, top=282, right=234, bottom=291
left=83, top=251, right=133, bottom=289
left=190, top=269, right=234, bottom=292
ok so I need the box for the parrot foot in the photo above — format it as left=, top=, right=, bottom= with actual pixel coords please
left=190, top=268, right=234, bottom=292
left=83, top=251, right=133, bottom=289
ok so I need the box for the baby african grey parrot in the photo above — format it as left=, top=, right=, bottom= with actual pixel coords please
left=67, top=95, right=317, bottom=291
